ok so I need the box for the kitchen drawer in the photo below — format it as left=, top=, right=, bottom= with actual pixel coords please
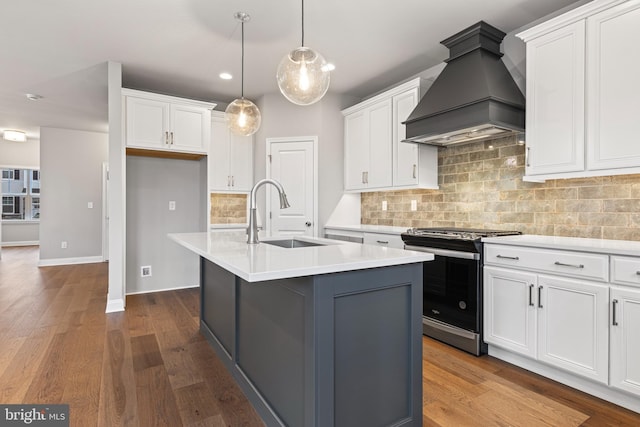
left=484, top=244, right=608, bottom=282
left=363, top=232, right=404, bottom=249
left=611, top=256, right=640, bottom=288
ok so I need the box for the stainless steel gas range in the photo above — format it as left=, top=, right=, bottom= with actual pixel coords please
left=401, top=227, right=521, bottom=355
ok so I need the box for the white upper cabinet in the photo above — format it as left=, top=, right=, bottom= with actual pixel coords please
left=523, top=21, right=585, bottom=176
left=209, top=112, right=253, bottom=193
left=587, top=1, right=640, bottom=170
left=344, top=99, right=392, bottom=191
left=343, top=78, right=438, bottom=192
left=123, top=89, right=214, bottom=154
left=518, top=0, right=640, bottom=181
left=393, top=88, right=438, bottom=189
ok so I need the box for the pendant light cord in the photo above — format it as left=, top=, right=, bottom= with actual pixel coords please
left=301, top=0, right=305, bottom=47
left=241, top=21, right=245, bottom=98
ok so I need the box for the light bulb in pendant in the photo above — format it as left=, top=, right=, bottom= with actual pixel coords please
left=299, top=60, right=310, bottom=91
left=225, top=98, right=261, bottom=136
left=277, top=46, right=330, bottom=106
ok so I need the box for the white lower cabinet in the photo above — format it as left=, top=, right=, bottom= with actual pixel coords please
left=484, top=261, right=609, bottom=385
left=484, top=267, right=537, bottom=358
left=610, top=286, right=640, bottom=396
left=536, top=274, right=609, bottom=384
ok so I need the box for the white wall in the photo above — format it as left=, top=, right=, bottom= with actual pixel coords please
left=0, top=139, right=40, bottom=168
left=125, top=156, right=206, bottom=294
left=253, top=92, right=359, bottom=233
left=1, top=222, right=39, bottom=246
left=39, top=127, right=108, bottom=262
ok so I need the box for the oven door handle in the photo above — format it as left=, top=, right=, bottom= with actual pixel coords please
left=404, top=245, right=480, bottom=260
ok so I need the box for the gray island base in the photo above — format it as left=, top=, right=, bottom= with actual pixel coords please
left=200, top=258, right=423, bottom=427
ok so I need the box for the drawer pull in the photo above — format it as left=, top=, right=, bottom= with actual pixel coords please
left=537, top=286, right=543, bottom=309
left=496, top=255, right=519, bottom=260
left=376, top=240, right=389, bottom=244
left=554, top=261, right=584, bottom=269
left=612, top=299, right=619, bottom=326
left=528, top=284, right=534, bottom=307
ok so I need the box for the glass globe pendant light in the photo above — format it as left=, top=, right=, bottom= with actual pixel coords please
left=276, top=0, right=330, bottom=105
left=225, top=12, right=261, bottom=136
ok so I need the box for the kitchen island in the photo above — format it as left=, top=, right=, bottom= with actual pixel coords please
left=169, top=231, right=432, bottom=427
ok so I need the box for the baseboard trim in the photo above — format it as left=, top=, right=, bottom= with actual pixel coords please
left=1, top=241, right=39, bottom=247
left=38, top=255, right=104, bottom=267
left=126, top=283, right=199, bottom=296
left=105, top=298, right=125, bottom=313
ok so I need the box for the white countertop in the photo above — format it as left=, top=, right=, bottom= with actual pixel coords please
left=482, top=234, right=640, bottom=257
left=324, top=224, right=409, bottom=235
left=169, top=231, right=432, bottom=282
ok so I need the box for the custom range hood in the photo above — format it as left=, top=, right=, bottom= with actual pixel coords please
left=403, top=21, right=525, bottom=146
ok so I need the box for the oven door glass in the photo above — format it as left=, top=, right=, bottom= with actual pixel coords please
left=422, top=254, right=480, bottom=332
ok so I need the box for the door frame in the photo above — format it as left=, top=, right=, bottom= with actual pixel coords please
left=265, top=136, right=319, bottom=237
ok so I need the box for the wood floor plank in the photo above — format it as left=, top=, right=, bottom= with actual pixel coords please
left=131, top=334, right=164, bottom=372
left=173, top=381, right=222, bottom=426
left=135, top=365, right=183, bottom=426
left=155, top=328, right=204, bottom=390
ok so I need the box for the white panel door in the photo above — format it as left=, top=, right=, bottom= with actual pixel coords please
left=484, top=266, right=537, bottom=358
left=610, top=286, right=640, bottom=397
left=367, top=99, right=393, bottom=188
left=171, top=104, right=209, bottom=153
left=536, top=274, right=609, bottom=384
left=525, top=21, right=585, bottom=176
left=125, top=96, right=170, bottom=149
left=267, top=138, right=315, bottom=237
left=393, top=88, right=419, bottom=187
left=587, top=0, right=640, bottom=170
left=344, top=110, right=368, bottom=190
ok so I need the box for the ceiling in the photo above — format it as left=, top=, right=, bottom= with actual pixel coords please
left=0, top=0, right=581, bottom=141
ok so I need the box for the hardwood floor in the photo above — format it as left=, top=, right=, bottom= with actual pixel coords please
left=1, top=246, right=639, bottom=426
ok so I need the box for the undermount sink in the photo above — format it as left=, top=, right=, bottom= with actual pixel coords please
left=262, top=239, right=326, bottom=249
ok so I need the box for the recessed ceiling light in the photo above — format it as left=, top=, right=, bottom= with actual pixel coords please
left=25, top=93, right=43, bottom=101
left=321, top=63, right=335, bottom=72
left=219, top=72, right=233, bottom=80
left=3, top=130, right=27, bottom=142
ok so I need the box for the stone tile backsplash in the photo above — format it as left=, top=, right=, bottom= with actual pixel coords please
left=210, top=193, right=247, bottom=224
left=361, top=135, right=640, bottom=241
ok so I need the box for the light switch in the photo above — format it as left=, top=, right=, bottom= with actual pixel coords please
left=169, top=201, right=176, bottom=211
left=87, top=202, right=93, bottom=209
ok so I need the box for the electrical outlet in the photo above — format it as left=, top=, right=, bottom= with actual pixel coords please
left=169, top=201, right=176, bottom=211
left=382, top=201, right=388, bottom=211
left=410, top=200, right=417, bottom=211
left=141, top=266, right=152, bottom=277
left=61, top=241, right=67, bottom=249
left=87, top=202, right=93, bottom=209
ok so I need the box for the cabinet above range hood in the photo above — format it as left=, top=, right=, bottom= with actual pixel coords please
left=403, top=21, right=525, bottom=146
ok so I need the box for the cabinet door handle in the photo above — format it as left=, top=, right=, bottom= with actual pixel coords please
left=376, top=240, right=389, bottom=244
left=231, top=176, right=235, bottom=187
left=554, top=261, right=584, bottom=269
left=365, top=171, right=369, bottom=184
left=412, top=164, right=417, bottom=179
left=227, top=176, right=231, bottom=187
left=528, top=284, right=534, bottom=307
left=496, top=254, right=519, bottom=260
left=526, top=146, right=531, bottom=167
left=165, top=131, right=169, bottom=145
left=612, top=299, right=619, bottom=326
left=170, top=131, right=174, bottom=145
left=537, top=286, right=543, bottom=309
left=362, top=171, right=365, bottom=184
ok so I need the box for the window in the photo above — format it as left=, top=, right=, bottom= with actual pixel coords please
left=1, top=168, right=40, bottom=220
